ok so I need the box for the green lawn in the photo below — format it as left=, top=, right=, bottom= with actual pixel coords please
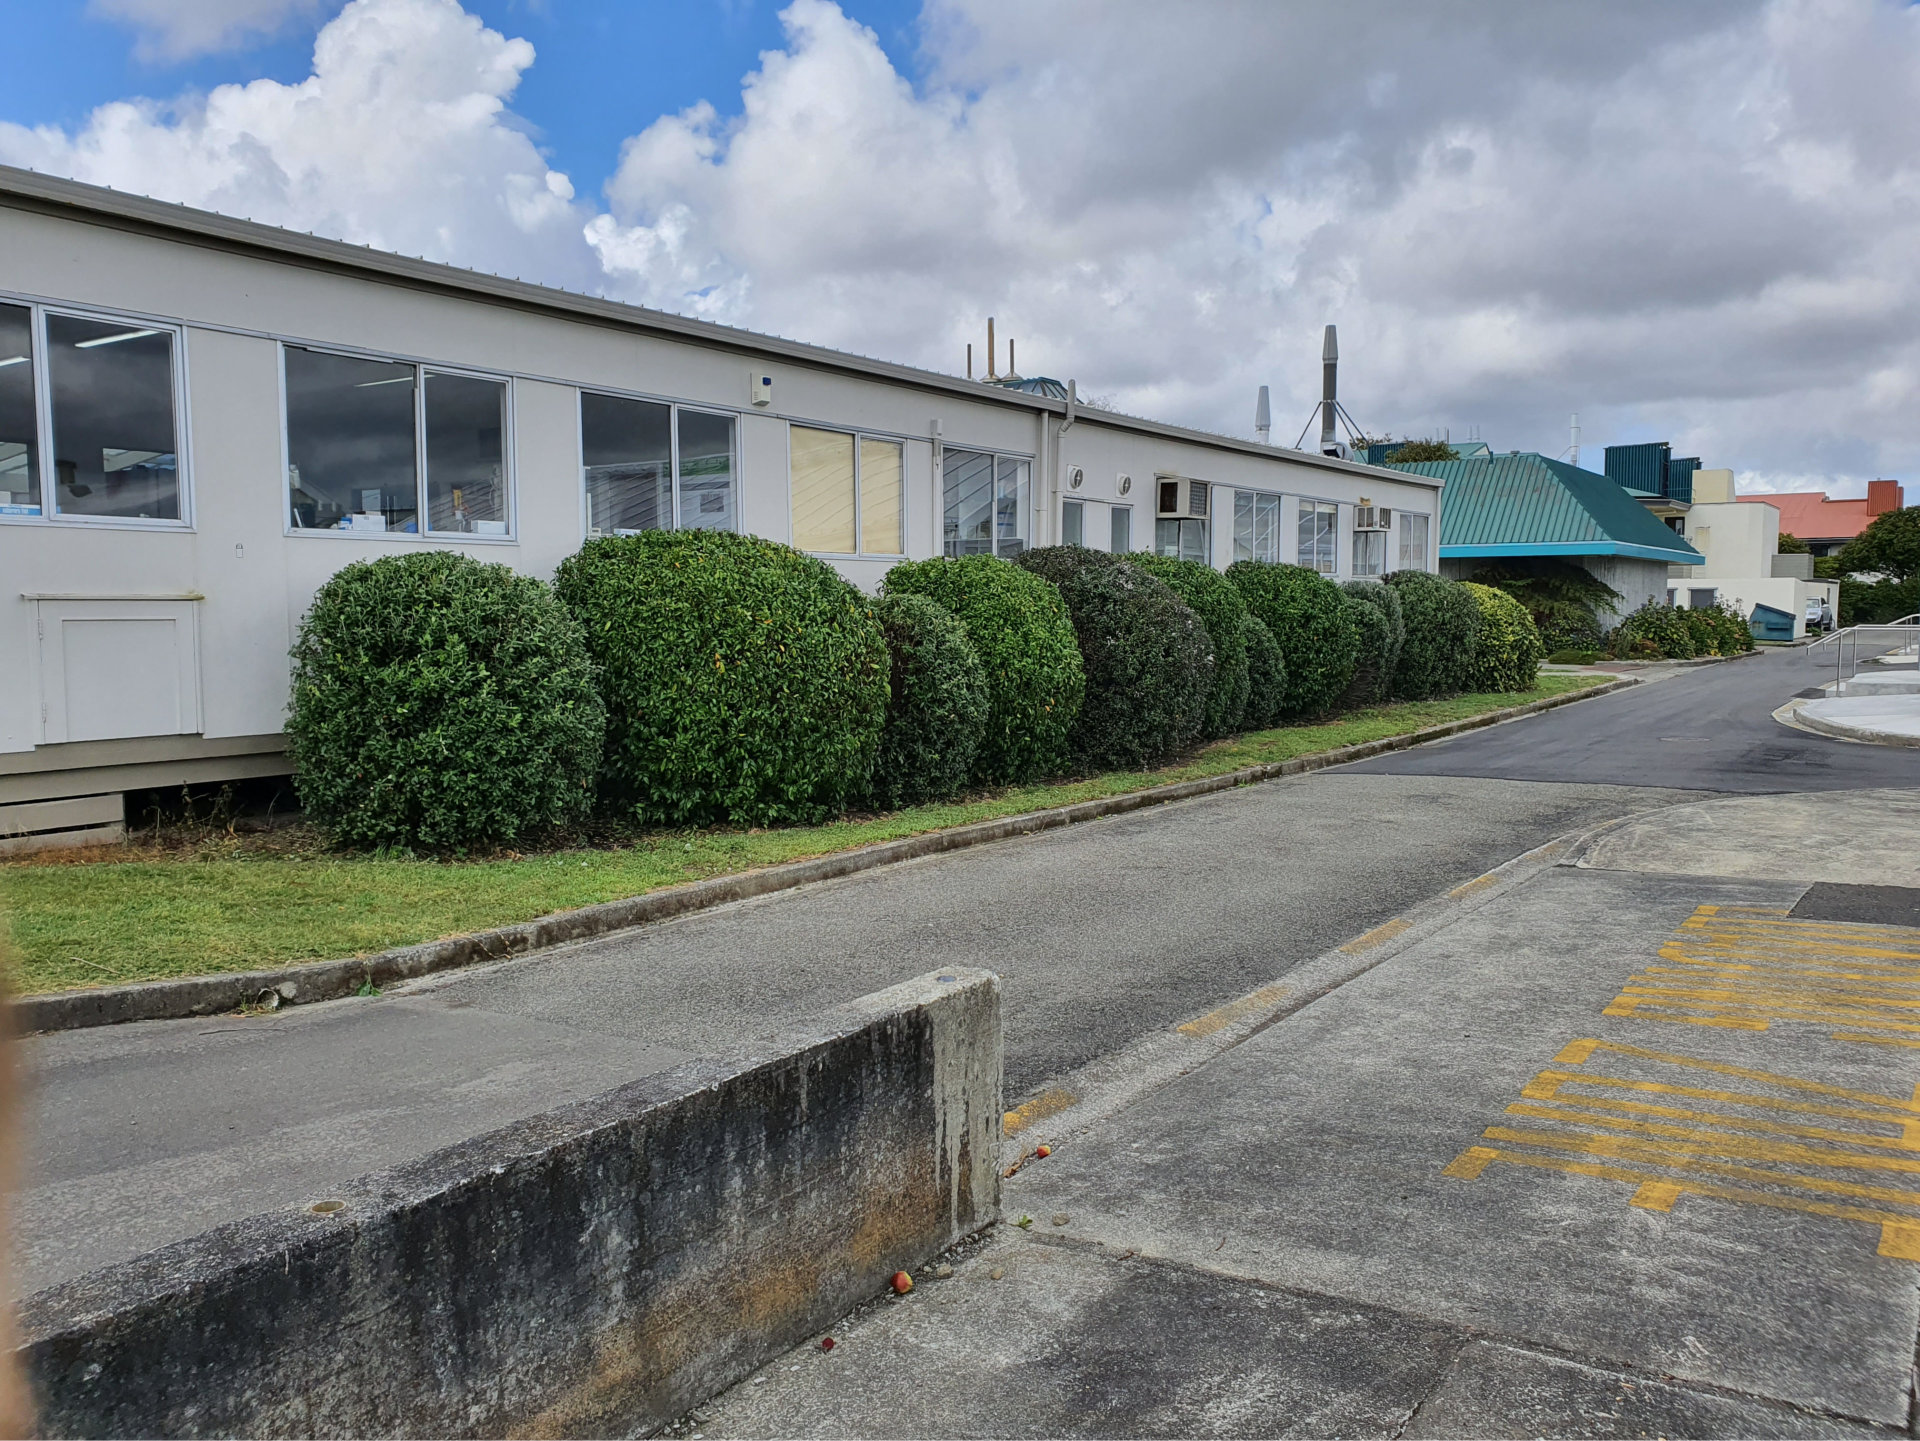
left=0, top=676, right=1604, bottom=995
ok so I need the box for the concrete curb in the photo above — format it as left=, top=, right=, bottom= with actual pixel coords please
left=15, top=676, right=1636, bottom=1036
left=1788, top=701, right=1920, bottom=749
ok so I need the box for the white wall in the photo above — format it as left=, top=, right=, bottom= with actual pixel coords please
left=1685, top=498, right=1777, bottom=581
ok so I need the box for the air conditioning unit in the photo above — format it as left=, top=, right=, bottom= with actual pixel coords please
left=1156, top=478, right=1209, bottom=519
left=1354, top=505, right=1391, bottom=531
left=1067, top=465, right=1085, bottom=491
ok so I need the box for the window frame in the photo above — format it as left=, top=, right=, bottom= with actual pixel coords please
left=1352, top=527, right=1387, bottom=578
left=577, top=387, right=744, bottom=540
left=1297, top=498, right=1340, bottom=575
left=281, top=340, right=517, bottom=543
left=941, top=444, right=1032, bottom=559
left=1233, top=489, right=1282, bottom=564
left=1110, top=504, right=1133, bottom=554
left=0, top=293, right=193, bottom=532
left=1397, top=511, right=1432, bottom=572
left=787, top=422, right=907, bottom=559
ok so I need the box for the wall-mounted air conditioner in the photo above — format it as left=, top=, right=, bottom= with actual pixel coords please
left=1067, top=465, right=1085, bottom=491
left=1354, top=505, right=1391, bottom=530
left=1156, top=478, right=1209, bottom=519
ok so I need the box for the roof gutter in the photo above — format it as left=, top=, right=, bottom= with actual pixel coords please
left=1440, top=541, right=1704, bottom=565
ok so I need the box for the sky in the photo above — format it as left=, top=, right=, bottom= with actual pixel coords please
left=1, top=0, right=1916, bottom=497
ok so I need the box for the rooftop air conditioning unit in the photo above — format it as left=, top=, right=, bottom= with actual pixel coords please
left=1156, top=478, right=1209, bottom=519
left=1067, top=465, right=1085, bottom=491
left=1354, top=505, right=1391, bottom=530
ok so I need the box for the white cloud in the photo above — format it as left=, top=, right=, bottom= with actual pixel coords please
left=90, top=0, right=334, bottom=61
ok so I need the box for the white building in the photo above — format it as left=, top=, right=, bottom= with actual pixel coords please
left=1671, top=469, right=1837, bottom=637
left=0, top=166, right=1442, bottom=849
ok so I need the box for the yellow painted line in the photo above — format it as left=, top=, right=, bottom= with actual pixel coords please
left=1545, top=1039, right=1920, bottom=1110
left=1839, top=1033, right=1920, bottom=1050
left=1484, top=1121, right=1920, bottom=1187
left=1630, top=1181, right=1682, bottom=1211
left=1507, top=1097, right=1914, bottom=1151
left=1447, top=872, right=1500, bottom=900
left=1339, top=917, right=1412, bottom=954
left=1175, top=982, right=1290, bottom=1040
left=1003, top=1086, right=1076, bottom=1136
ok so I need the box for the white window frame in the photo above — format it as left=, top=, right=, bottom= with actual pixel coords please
left=941, top=445, right=1032, bottom=558
left=1297, top=498, right=1339, bottom=575
left=281, top=341, right=517, bottom=543
left=0, top=293, right=193, bottom=532
left=576, top=385, right=745, bottom=540
left=1234, top=490, right=1282, bottom=564
left=787, top=423, right=907, bottom=559
left=1398, top=511, right=1432, bottom=572
left=1352, top=527, right=1387, bottom=578
left=1110, top=503, right=1133, bottom=554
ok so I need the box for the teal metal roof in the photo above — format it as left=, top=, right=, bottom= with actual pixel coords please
left=1383, top=452, right=1705, bottom=565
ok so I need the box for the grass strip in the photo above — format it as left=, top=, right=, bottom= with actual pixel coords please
left=0, top=677, right=1602, bottom=994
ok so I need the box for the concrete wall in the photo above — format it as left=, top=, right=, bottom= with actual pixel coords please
left=0, top=199, right=1441, bottom=803
left=1685, top=499, right=1777, bottom=582
left=19, top=969, right=1002, bottom=1439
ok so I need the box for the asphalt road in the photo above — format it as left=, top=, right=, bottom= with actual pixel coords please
left=1346, top=648, right=1920, bottom=792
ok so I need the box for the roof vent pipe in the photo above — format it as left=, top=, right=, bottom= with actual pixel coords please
left=1320, top=325, right=1339, bottom=455
left=987, top=317, right=998, bottom=381
left=1255, top=385, right=1272, bottom=444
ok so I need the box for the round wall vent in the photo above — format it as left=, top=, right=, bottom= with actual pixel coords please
left=1068, top=466, right=1085, bottom=490
left=1116, top=474, right=1133, bottom=496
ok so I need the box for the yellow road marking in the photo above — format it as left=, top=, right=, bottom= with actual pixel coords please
left=1003, top=1086, right=1076, bottom=1136
left=1339, top=917, right=1412, bottom=954
left=1448, top=873, right=1500, bottom=900
left=1175, top=982, right=1290, bottom=1039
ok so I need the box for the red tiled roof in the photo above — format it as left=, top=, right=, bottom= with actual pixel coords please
left=1739, top=491, right=1872, bottom=543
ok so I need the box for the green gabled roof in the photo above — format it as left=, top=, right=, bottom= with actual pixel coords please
left=1383, top=452, right=1705, bottom=565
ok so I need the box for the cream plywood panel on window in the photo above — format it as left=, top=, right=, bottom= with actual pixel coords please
left=859, top=437, right=904, bottom=556
left=35, top=599, right=200, bottom=743
left=790, top=425, right=855, bottom=554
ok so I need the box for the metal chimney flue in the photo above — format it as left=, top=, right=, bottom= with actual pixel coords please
left=987, top=317, right=998, bottom=381
left=1255, top=385, right=1271, bottom=444
left=1320, top=325, right=1339, bottom=455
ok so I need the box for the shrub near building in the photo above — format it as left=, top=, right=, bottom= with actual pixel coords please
left=1338, top=580, right=1405, bottom=707
left=286, top=551, right=605, bottom=852
left=1129, top=553, right=1252, bottom=737
left=865, top=593, right=989, bottom=810
left=1386, top=570, right=1481, bottom=698
left=1226, top=562, right=1360, bottom=718
left=1462, top=582, right=1545, bottom=692
left=883, top=555, right=1085, bottom=784
left=1239, top=615, right=1288, bottom=730
left=554, top=532, right=888, bottom=827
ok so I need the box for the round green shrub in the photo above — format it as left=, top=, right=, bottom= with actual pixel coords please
left=883, top=555, right=1085, bottom=784
left=1013, top=543, right=1120, bottom=587
left=1240, top=614, right=1288, bottom=729
left=1608, top=601, right=1696, bottom=659
left=1129, top=553, right=1251, bottom=737
left=1226, top=562, right=1360, bottom=718
left=1462, top=582, right=1545, bottom=692
left=553, top=531, right=888, bottom=827
left=287, top=550, right=605, bottom=852
left=1676, top=600, right=1755, bottom=657
left=1044, top=561, right=1213, bottom=769
left=866, top=593, right=989, bottom=810
left=1338, top=581, right=1405, bottom=708
left=1386, top=571, right=1482, bottom=698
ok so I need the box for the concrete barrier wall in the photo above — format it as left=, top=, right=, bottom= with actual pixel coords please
left=18, top=968, right=1002, bottom=1438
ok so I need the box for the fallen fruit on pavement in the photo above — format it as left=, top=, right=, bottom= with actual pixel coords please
left=1034, top=1145, right=1051, bottom=1158
left=820, top=1337, right=836, bottom=1351
left=990, top=1268, right=1005, bottom=1280
left=891, top=1270, right=913, bottom=1294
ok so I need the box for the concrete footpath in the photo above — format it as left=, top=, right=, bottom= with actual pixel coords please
left=700, top=788, right=1920, bottom=1439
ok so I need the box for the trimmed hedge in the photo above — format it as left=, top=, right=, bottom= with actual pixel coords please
left=883, top=555, right=1085, bottom=784
left=1338, top=580, right=1405, bottom=708
left=1240, top=614, right=1288, bottom=730
left=1462, top=582, right=1545, bottom=692
left=1608, top=600, right=1696, bottom=659
left=1680, top=600, right=1755, bottom=657
left=287, top=551, right=605, bottom=852
left=1226, top=562, right=1360, bottom=718
left=554, top=531, right=888, bottom=827
left=1014, top=543, right=1120, bottom=588
left=1130, top=552, right=1252, bottom=737
left=1386, top=570, right=1481, bottom=698
left=866, top=593, right=990, bottom=810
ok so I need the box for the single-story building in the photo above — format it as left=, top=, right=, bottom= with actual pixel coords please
left=1381, top=450, right=1702, bottom=620
left=0, top=165, right=1443, bottom=848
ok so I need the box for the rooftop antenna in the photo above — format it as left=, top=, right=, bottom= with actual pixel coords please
left=1006, top=338, right=1020, bottom=382
left=1255, top=384, right=1271, bottom=444
left=1569, top=412, right=1581, bottom=469
left=966, top=343, right=973, bottom=380
left=987, top=317, right=998, bottom=381
left=1320, top=325, right=1339, bottom=454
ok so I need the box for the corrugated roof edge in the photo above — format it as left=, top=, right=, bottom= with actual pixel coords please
left=0, top=164, right=1436, bottom=491
left=1439, top=541, right=1704, bottom=565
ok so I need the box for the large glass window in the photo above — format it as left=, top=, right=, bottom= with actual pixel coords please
left=0, top=303, right=38, bottom=516
left=425, top=372, right=507, bottom=535
left=1353, top=529, right=1386, bottom=577
left=943, top=447, right=1028, bottom=557
left=581, top=393, right=736, bottom=539
left=1398, top=512, right=1430, bottom=572
left=1233, top=491, right=1280, bottom=563
left=1297, top=500, right=1337, bottom=574
left=1155, top=517, right=1207, bottom=562
left=1061, top=498, right=1084, bottom=547
left=790, top=425, right=903, bottom=555
left=286, top=347, right=420, bottom=533
left=47, top=313, right=180, bottom=521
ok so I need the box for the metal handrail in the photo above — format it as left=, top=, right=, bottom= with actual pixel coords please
left=1806, top=614, right=1920, bottom=692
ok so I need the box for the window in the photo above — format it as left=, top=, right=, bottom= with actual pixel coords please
left=285, top=344, right=510, bottom=537
left=1353, top=529, right=1386, bottom=577
left=1689, top=587, right=1717, bottom=609
left=1061, top=498, right=1084, bottom=547
left=1110, top=505, right=1132, bottom=554
left=943, top=447, right=1028, bottom=557
left=0, top=303, right=38, bottom=516
left=1155, top=518, right=1207, bottom=562
left=1298, top=500, right=1337, bottom=573
left=790, top=425, right=904, bottom=556
left=1398, top=512, right=1430, bottom=572
left=1233, top=491, right=1280, bottom=563
left=581, top=391, right=737, bottom=537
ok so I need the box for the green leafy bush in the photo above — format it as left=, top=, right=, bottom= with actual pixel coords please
left=1226, top=562, right=1360, bottom=718
left=1682, top=599, right=1756, bottom=656
left=1546, top=649, right=1603, bottom=665
left=1012, top=543, right=1120, bottom=587
left=1468, top=558, right=1619, bottom=657
left=1837, top=505, right=1920, bottom=583
left=1018, top=548, right=1213, bottom=768
left=1130, top=553, right=1252, bottom=736
left=866, top=593, right=990, bottom=810
left=1385, top=571, right=1481, bottom=698
left=1607, top=601, right=1696, bottom=659
left=287, top=551, right=604, bottom=852
left=1240, top=614, right=1288, bottom=730
left=1462, top=582, right=1545, bottom=692
left=1338, top=581, right=1404, bottom=708
left=1840, top=574, right=1920, bottom=626
left=554, top=532, right=888, bottom=827
left=884, top=555, right=1085, bottom=783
